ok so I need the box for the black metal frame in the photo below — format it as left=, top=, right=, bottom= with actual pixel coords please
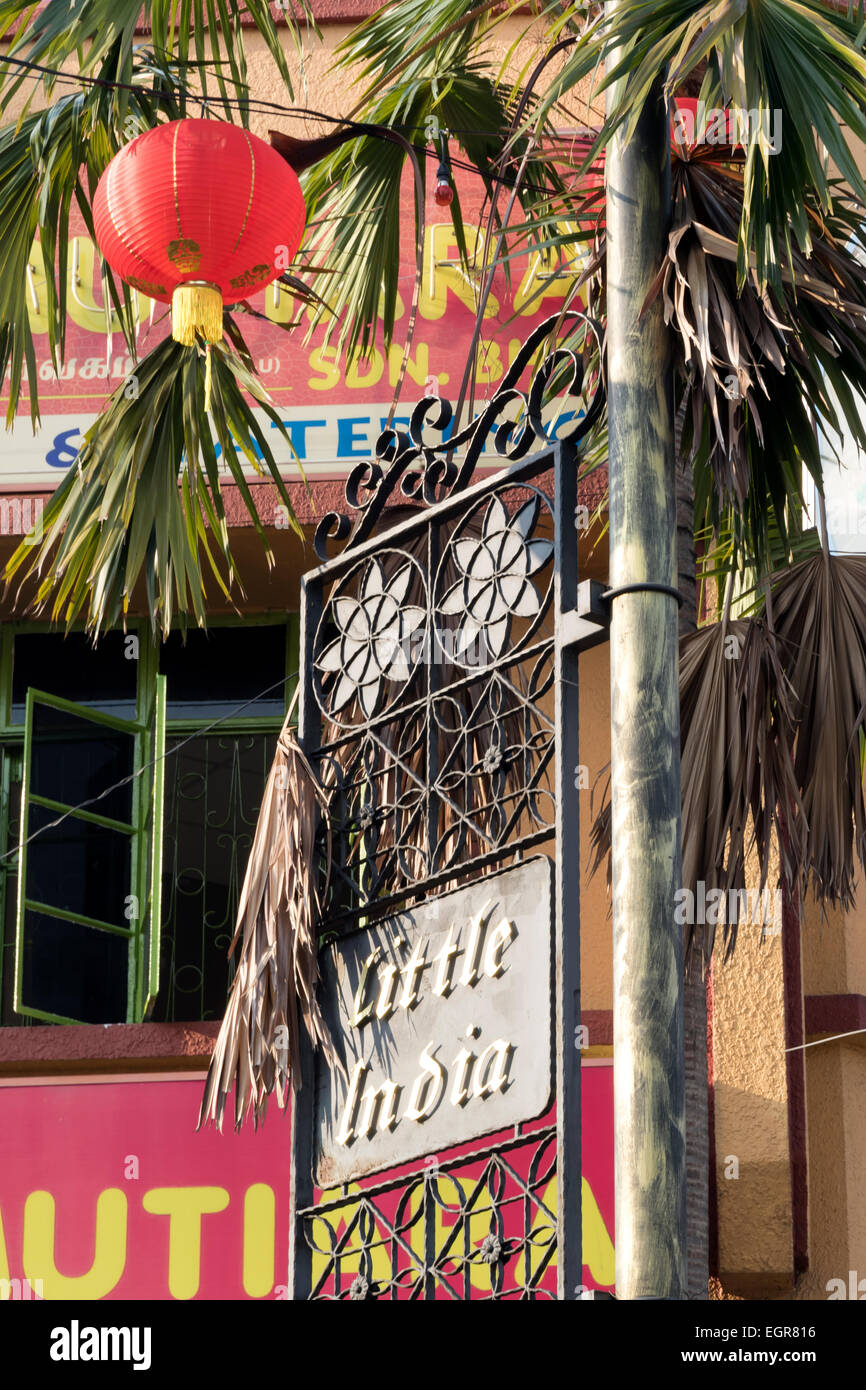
left=289, top=313, right=607, bottom=1300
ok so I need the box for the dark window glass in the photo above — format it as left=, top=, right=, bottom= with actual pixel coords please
left=159, top=625, right=286, bottom=719
left=25, top=802, right=132, bottom=927
left=11, top=632, right=137, bottom=722
left=19, top=911, right=129, bottom=1023
left=152, top=732, right=276, bottom=1021
left=29, top=701, right=134, bottom=826
left=0, top=762, right=22, bottom=1026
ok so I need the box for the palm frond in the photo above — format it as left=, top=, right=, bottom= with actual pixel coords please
left=200, top=709, right=341, bottom=1132
left=679, top=615, right=805, bottom=959
left=654, top=152, right=866, bottom=535
left=298, top=69, right=522, bottom=361
left=770, top=551, right=866, bottom=909
left=0, top=0, right=310, bottom=109
left=532, top=0, right=866, bottom=291
left=0, top=51, right=192, bottom=421
left=3, top=329, right=303, bottom=636
left=590, top=613, right=806, bottom=960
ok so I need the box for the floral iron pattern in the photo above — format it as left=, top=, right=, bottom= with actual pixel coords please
left=314, top=555, right=427, bottom=723
left=436, top=494, right=553, bottom=668
left=296, top=314, right=605, bottom=1301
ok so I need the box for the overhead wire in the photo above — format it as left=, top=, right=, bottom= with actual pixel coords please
left=0, top=50, right=599, bottom=202
left=0, top=669, right=300, bottom=863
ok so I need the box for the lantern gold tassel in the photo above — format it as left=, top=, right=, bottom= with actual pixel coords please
left=204, top=343, right=213, bottom=413
left=171, top=282, right=223, bottom=347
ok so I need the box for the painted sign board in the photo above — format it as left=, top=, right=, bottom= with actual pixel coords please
left=0, top=1063, right=614, bottom=1299
left=0, top=1075, right=292, bottom=1301
left=315, top=858, right=553, bottom=1186
left=0, top=171, right=583, bottom=490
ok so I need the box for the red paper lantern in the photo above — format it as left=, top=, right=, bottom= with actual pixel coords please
left=93, top=119, right=306, bottom=348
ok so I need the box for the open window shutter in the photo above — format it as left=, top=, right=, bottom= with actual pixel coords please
left=14, top=687, right=163, bottom=1024
left=140, top=674, right=166, bottom=1019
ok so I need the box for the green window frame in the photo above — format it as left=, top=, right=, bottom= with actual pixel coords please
left=0, top=614, right=298, bottom=1026
left=14, top=677, right=166, bottom=1025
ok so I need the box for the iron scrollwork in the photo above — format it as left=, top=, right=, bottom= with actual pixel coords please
left=304, top=1124, right=558, bottom=1300
left=294, top=313, right=606, bottom=1300
left=313, top=310, right=604, bottom=562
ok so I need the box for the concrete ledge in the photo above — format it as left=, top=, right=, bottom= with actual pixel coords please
left=0, top=1021, right=221, bottom=1075
left=0, top=1011, right=615, bottom=1076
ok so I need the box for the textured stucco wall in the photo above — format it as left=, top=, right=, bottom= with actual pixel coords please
left=796, top=881, right=866, bottom=1299
left=801, top=880, right=866, bottom=1000
left=712, top=908, right=794, bottom=1295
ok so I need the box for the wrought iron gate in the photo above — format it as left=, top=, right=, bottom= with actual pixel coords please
left=289, top=313, right=607, bottom=1299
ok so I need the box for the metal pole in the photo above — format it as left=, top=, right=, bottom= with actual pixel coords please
left=605, top=8, right=686, bottom=1299
left=553, top=441, right=583, bottom=1299
left=288, top=574, right=321, bottom=1301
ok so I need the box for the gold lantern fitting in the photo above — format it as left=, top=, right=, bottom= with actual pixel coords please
left=171, top=281, right=223, bottom=411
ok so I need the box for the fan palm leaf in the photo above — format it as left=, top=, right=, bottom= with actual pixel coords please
left=770, top=550, right=866, bottom=909
left=529, top=0, right=866, bottom=292
left=0, top=0, right=310, bottom=110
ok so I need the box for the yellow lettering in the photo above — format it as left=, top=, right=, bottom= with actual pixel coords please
left=142, top=1186, right=229, bottom=1300
left=67, top=236, right=121, bottom=334
left=305, top=285, right=405, bottom=327
left=419, top=225, right=499, bottom=321
left=387, top=342, right=449, bottom=388
left=513, top=1175, right=615, bottom=1290
left=307, top=346, right=341, bottom=391
left=264, top=279, right=295, bottom=326
left=581, top=1176, right=616, bottom=1286
left=25, top=241, right=50, bottom=335
left=64, top=235, right=151, bottom=335
left=0, top=1205, right=10, bottom=1288
left=23, top=1189, right=127, bottom=1300
left=243, top=1184, right=275, bottom=1298
left=513, top=223, right=587, bottom=316
left=476, top=342, right=503, bottom=384
left=346, top=348, right=384, bottom=389
left=311, top=1184, right=392, bottom=1291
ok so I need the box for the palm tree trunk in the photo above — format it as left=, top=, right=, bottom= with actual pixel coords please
left=676, top=435, right=710, bottom=1301
left=606, top=18, right=686, bottom=1298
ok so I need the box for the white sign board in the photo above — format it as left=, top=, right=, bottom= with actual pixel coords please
left=315, top=858, right=553, bottom=1187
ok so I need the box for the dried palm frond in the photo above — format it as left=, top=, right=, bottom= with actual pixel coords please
left=199, top=703, right=341, bottom=1132
left=204, top=503, right=547, bottom=1127
left=679, top=616, right=804, bottom=960
left=645, top=149, right=866, bottom=530
left=770, top=551, right=866, bottom=910
left=587, top=766, right=611, bottom=892
left=589, top=613, right=806, bottom=960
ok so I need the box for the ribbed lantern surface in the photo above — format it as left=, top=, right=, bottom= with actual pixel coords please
left=93, top=119, right=306, bottom=345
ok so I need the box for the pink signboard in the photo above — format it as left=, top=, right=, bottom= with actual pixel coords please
left=0, top=1064, right=613, bottom=1300
left=1, top=168, right=585, bottom=493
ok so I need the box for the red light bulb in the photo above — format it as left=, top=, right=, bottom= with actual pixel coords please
left=434, top=178, right=453, bottom=207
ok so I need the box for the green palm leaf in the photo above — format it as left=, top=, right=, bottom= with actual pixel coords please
left=531, top=0, right=866, bottom=291
left=0, top=50, right=194, bottom=421
left=0, top=0, right=310, bottom=109
left=4, top=331, right=303, bottom=636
